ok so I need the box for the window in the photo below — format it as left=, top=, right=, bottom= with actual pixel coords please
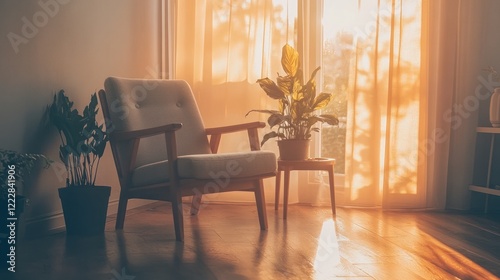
left=171, top=0, right=429, bottom=207
left=319, top=13, right=350, bottom=174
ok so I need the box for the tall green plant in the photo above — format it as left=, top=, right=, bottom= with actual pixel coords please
left=48, top=90, right=108, bottom=187
left=247, top=44, right=339, bottom=146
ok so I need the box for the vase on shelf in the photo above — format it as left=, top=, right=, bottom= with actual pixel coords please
left=490, top=88, right=500, bottom=128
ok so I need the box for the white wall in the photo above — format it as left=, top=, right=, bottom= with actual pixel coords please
left=0, top=0, right=161, bottom=236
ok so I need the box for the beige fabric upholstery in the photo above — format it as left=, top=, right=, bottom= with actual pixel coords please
left=99, top=77, right=276, bottom=242
left=177, top=151, right=276, bottom=179
left=103, top=77, right=211, bottom=168
left=131, top=151, right=277, bottom=187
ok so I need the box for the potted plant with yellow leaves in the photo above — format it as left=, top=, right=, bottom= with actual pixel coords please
left=247, top=44, right=339, bottom=160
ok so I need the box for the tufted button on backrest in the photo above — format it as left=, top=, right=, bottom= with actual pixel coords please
left=103, top=77, right=211, bottom=168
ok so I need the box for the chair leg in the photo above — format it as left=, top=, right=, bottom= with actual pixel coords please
left=254, top=179, right=268, bottom=230
left=115, top=193, right=128, bottom=230
left=171, top=191, right=185, bottom=242
left=190, top=193, right=203, bottom=215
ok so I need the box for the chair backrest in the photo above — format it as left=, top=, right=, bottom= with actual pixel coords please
left=102, top=77, right=211, bottom=169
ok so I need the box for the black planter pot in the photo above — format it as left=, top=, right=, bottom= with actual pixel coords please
left=58, top=186, right=111, bottom=235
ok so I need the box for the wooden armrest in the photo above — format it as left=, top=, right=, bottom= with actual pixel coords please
left=205, top=121, right=265, bottom=135
left=110, top=123, right=182, bottom=175
left=205, top=121, right=265, bottom=153
left=111, top=123, right=183, bottom=141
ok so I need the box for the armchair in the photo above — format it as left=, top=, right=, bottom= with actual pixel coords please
left=99, top=77, right=277, bottom=242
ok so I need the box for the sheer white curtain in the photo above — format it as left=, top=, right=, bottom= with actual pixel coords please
left=171, top=0, right=297, bottom=130
left=312, top=0, right=485, bottom=209
left=168, top=0, right=486, bottom=209
left=333, top=0, right=428, bottom=208
left=173, top=0, right=296, bottom=86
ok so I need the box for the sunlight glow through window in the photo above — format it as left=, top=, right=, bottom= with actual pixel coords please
left=322, top=0, right=359, bottom=39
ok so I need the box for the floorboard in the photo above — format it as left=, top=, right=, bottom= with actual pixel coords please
left=2, top=203, right=499, bottom=280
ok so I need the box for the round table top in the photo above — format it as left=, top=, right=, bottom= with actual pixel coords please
left=277, top=157, right=335, bottom=163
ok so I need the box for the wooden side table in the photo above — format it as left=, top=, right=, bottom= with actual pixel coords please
left=274, top=158, right=336, bottom=219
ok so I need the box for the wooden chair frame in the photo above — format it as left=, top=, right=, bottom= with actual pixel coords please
left=98, top=89, right=276, bottom=242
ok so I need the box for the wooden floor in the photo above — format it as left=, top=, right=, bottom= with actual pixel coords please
left=2, top=202, right=500, bottom=280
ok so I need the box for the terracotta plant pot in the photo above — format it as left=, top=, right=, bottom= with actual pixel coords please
left=277, top=139, right=310, bottom=161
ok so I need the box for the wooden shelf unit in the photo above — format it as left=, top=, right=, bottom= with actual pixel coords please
left=469, top=126, right=500, bottom=212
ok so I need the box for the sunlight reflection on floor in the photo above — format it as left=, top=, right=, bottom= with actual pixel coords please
left=314, top=219, right=341, bottom=279
left=311, top=214, right=498, bottom=279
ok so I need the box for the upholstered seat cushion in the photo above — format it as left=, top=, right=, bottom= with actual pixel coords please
left=131, top=151, right=277, bottom=187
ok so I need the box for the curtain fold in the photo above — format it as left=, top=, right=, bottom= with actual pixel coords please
left=340, top=0, right=486, bottom=209
left=343, top=0, right=426, bottom=208
left=427, top=0, right=485, bottom=210
left=173, top=0, right=297, bottom=131
left=174, top=0, right=297, bottom=87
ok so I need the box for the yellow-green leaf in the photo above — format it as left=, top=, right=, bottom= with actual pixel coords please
left=290, top=102, right=299, bottom=121
left=277, top=75, right=293, bottom=95
left=307, top=66, right=321, bottom=84
left=245, top=109, right=281, bottom=117
left=301, top=80, right=316, bottom=104
left=291, top=78, right=302, bottom=100
left=319, top=114, right=339, bottom=126
left=312, top=93, right=333, bottom=110
left=268, top=113, right=285, bottom=128
left=257, top=78, right=284, bottom=99
left=281, top=44, right=299, bottom=77
left=303, top=66, right=320, bottom=105
left=261, top=131, right=284, bottom=146
left=292, top=88, right=304, bottom=101
left=278, top=99, right=286, bottom=114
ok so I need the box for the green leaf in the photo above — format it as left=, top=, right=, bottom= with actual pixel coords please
left=281, top=44, right=299, bottom=77
left=306, top=115, right=339, bottom=130
left=94, top=138, right=107, bottom=158
left=267, top=113, right=285, bottom=128
left=292, top=87, right=304, bottom=101
left=261, top=131, right=279, bottom=146
left=59, top=146, right=69, bottom=166
left=318, top=114, right=339, bottom=126
left=312, top=93, right=333, bottom=111
left=78, top=143, right=91, bottom=155
left=298, top=66, right=321, bottom=108
left=245, top=109, right=281, bottom=117
left=256, top=78, right=285, bottom=99
left=290, top=102, right=300, bottom=122
left=47, top=89, right=109, bottom=187
left=307, top=66, right=321, bottom=84
left=277, top=75, right=293, bottom=96
left=278, top=98, right=289, bottom=114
